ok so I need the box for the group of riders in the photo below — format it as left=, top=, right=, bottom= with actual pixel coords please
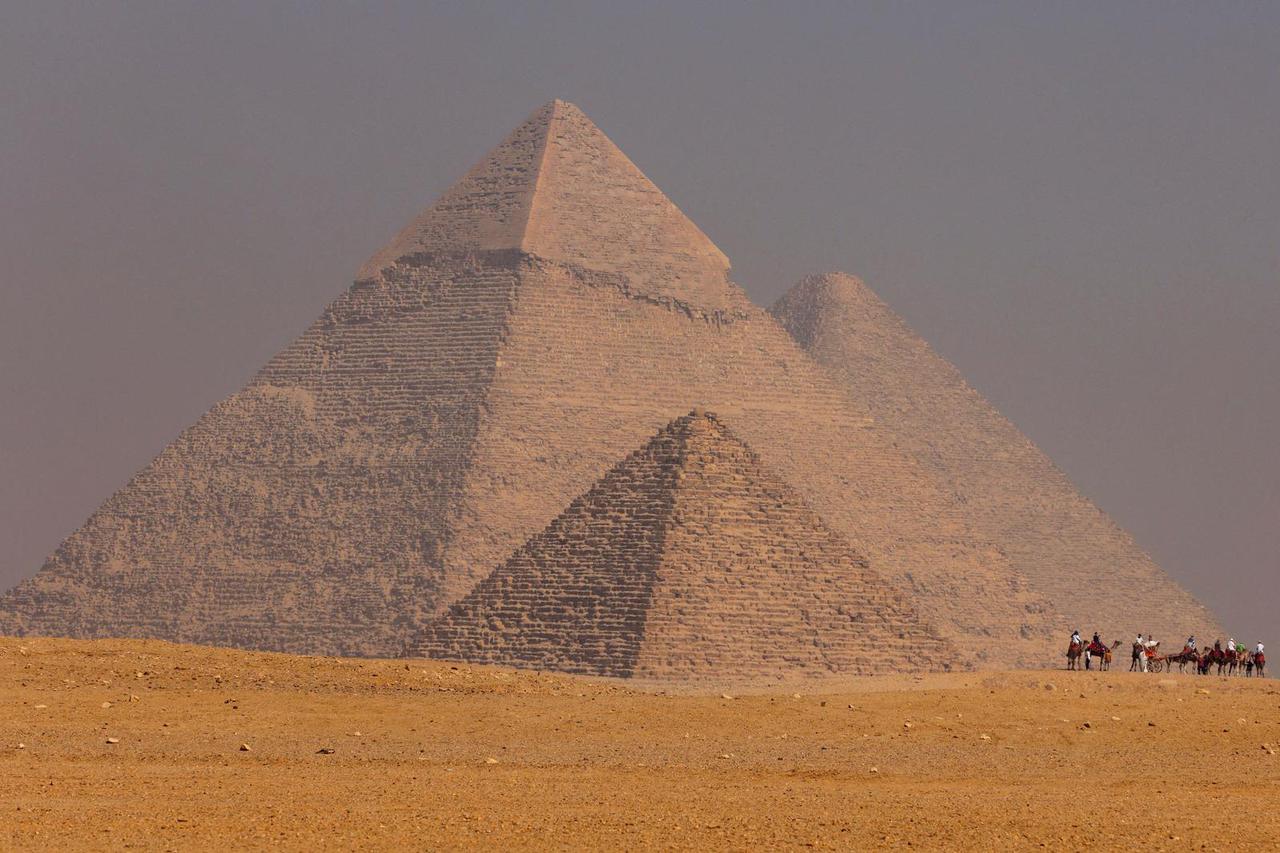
left=1066, top=630, right=1266, bottom=677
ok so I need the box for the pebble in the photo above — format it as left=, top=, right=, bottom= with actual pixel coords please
left=485, top=757, right=499, bottom=764
left=1196, top=688, right=1211, bottom=695
left=979, top=734, right=992, bottom=741
left=105, top=737, right=120, bottom=744
left=316, top=747, right=335, bottom=755
left=101, top=702, right=112, bottom=709
left=239, top=744, right=251, bottom=752
left=720, top=694, right=734, bottom=701
left=869, top=766, right=879, bottom=774
left=903, top=722, right=913, bottom=730
left=34, top=704, right=47, bottom=710
left=16, top=743, right=25, bottom=750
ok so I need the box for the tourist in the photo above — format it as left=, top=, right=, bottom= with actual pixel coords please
left=1141, top=635, right=1158, bottom=673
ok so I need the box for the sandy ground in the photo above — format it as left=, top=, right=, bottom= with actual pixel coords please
left=3, top=638, right=1278, bottom=851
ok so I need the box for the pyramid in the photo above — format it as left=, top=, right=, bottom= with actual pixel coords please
left=770, top=273, right=1223, bottom=646
left=1, top=100, right=1064, bottom=664
left=419, top=412, right=955, bottom=678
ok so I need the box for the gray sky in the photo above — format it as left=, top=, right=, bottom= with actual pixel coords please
left=2, top=2, right=1276, bottom=645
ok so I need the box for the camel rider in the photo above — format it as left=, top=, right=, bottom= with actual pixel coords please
left=1131, top=634, right=1144, bottom=671
left=1257, top=641, right=1266, bottom=658
left=1071, top=629, right=1082, bottom=648
left=1185, top=636, right=1196, bottom=652
left=1229, top=638, right=1237, bottom=655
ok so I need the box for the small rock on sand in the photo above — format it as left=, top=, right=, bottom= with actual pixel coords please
left=316, top=747, right=335, bottom=755
left=485, top=757, right=499, bottom=764
left=239, top=743, right=251, bottom=752
left=105, top=737, right=119, bottom=744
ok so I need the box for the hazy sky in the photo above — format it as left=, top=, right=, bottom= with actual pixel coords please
left=2, top=2, right=1276, bottom=644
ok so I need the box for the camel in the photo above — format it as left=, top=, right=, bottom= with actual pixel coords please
left=1167, top=648, right=1201, bottom=674
left=1234, top=648, right=1251, bottom=676
left=1085, top=640, right=1121, bottom=671
left=1066, top=639, right=1086, bottom=671
left=1206, top=647, right=1232, bottom=676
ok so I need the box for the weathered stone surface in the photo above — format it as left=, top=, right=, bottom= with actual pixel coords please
left=0, top=100, right=1071, bottom=665
left=769, top=272, right=1223, bottom=648
left=419, top=412, right=955, bottom=678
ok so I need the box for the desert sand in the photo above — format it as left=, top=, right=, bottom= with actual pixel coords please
left=4, top=637, right=1277, bottom=850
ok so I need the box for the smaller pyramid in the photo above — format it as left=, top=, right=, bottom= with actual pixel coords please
left=417, top=412, right=954, bottom=679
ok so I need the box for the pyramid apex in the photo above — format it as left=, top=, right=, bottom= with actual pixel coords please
left=772, top=272, right=885, bottom=322
left=358, top=100, right=738, bottom=309
left=543, top=97, right=582, bottom=113
left=798, top=271, right=870, bottom=296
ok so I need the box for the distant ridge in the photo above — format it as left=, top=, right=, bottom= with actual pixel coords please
left=419, top=411, right=955, bottom=678
left=770, top=272, right=1222, bottom=647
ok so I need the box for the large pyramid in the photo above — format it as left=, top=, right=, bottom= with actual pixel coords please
left=2, top=99, right=1192, bottom=667
left=420, top=412, right=954, bottom=678
left=770, top=273, right=1222, bottom=646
